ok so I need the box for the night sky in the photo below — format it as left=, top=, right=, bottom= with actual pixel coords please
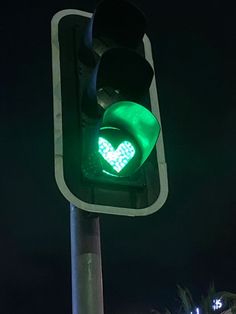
left=0, top=1, right=235, bottom=313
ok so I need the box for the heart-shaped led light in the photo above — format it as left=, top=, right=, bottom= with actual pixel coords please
left=98, top=137, right=135, bottom=173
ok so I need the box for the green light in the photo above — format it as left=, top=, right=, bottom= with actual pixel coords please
left=98, top=137, right=135, bottom=173
left=98, top=101, right=160, bottom=176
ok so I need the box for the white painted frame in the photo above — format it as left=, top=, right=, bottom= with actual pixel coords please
left=51, top=9, right=168, bottom=216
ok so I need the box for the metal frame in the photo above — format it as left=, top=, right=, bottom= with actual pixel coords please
left=51, top=9, right=168, bottom=216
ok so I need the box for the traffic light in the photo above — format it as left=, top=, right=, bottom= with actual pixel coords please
left=51, top=0, right=168, bottom=216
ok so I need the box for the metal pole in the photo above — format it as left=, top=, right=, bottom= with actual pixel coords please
left=70, top=204, right=104, bottom=314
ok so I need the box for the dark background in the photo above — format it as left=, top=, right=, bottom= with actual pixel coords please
left=0, top=1, right=235, bottom=313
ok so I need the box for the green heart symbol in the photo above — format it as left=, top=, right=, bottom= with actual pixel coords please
left=98, top=137, right=135, bottom=173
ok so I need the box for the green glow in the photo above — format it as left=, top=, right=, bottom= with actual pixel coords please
left=98, top=137, right=135, bottom=173
left=100, top=101, right=160, bottom=168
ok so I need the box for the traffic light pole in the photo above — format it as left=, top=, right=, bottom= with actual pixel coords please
left=70, top=204, right=104, bottom=314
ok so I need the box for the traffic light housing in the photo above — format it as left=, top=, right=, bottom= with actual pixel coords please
left=51, top=0, right=168, bottom=216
